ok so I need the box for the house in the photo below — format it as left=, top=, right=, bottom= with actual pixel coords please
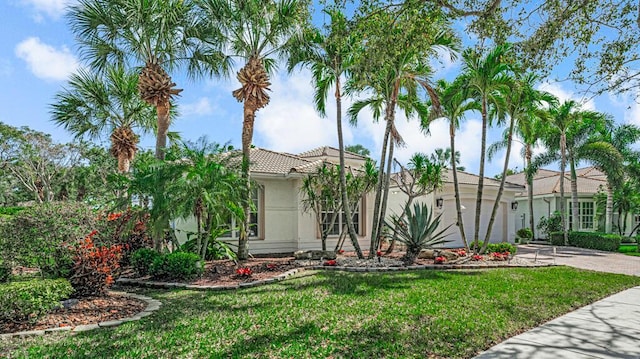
left=506, top=167, right=639, bottom=237
left=174, top=146, right=524, bottom=254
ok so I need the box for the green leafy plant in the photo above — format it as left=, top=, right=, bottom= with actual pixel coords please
left=130, top=248, right=161, bottom=276
left=537, top=211, right=564, bottom=240
left=386, top=203, right=452, bottom=265
left=0, top=202, right=97, bottom=278
left=0, top=207, right=26, bottom=216
left=180, top=235, right=237, bottom=261
left=0, top=278, right=73, bottom=323
left=0, top=261, right=10, bottom=283
left=150, top=252, right=203, bottom=280
left=486, top=243, right=517, bottom=255
left=551, top=231, right=621, bottom=252
left=516, top=228, right=533, bottom=241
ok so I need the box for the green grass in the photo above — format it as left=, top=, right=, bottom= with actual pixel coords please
left=619, top=244, right=639, bottom=256
left=2, top=267, right=640, bottom=359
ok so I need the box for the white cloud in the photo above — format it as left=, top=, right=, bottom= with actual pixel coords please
left=19, top=0, right=73, bottom=20
left=254, top=70, right=351, bottom=153
left=537, top=82, right=596, bottom=110
left=15, top=37, right=79, bottom=81
left=181, top=97, right=216, bottom=117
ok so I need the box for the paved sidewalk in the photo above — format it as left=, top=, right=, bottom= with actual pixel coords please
left=475, top=286, right=640, bottom=358
left=476, top=245, right=640, bottom=358
left=515, top=244, right=640, bottom=276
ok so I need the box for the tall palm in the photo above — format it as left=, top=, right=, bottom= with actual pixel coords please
left=459, top=43, right=512, bottom=252
left=68, top=0, right=219, bottom=160
left=288, top=8, right=364, bottom=258
left=196, top=0, right=309, bottom=260
left=482, top=73, right=554, bottom=251
left=348, top=7, right=457, bottom=257
left=51, top=66, right=155, bottom=173
left=429, top=79, right=479, bottom=251
left=585, top=124, right=640, bottom=232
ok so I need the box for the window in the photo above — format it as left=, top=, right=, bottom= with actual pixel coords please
left=220, top=187, right=262, bottom=239
left=569, top=201, right=595, bottom=230
left=320, top=201, right=362, bottom=236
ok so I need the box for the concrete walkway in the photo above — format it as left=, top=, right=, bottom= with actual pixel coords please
left=515, top=244, right=640, bottom=276
left=475, top=245, right=640, bottom=358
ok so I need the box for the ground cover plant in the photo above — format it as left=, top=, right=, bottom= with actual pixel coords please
left=3, top=267, right=640, bottom=359
left=619, top=244, right=640, bottom=256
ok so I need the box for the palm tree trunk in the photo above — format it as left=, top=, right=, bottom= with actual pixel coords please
left=375, top=136, right=395, bottom=255
left=473, top=98, right=488, bottom=253
left=336, top=79, right=363, bottom=258
left=570, top=156, right=579, bottom=231
left=605, top=183, right=614, bottom=233
left=482, top=116, right=515, bottom=252
left=450, top=121, right=468, bottom=251
left=155, top=102, right=171, bottom=160
left=526, top=147, right=535, bottom=239
left=116, top=152, right=131, bottom=173
left=560, top=132, right=568, bottom=245
left=369, top=113, right=393, bottom=257
left=238, top=102, right=255, bottom=260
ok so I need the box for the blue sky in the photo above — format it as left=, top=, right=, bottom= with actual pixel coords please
left=1, top=0, right=638, bottom=177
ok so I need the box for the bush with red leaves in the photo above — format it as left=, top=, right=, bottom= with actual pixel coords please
left=69, top=231, right=123, bottom=297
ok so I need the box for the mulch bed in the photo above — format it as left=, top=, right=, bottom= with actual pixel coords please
left=0, top=293, right=147, bottom=335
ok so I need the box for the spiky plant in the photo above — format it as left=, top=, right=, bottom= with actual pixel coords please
left=386, top=202, right=452, bottom=265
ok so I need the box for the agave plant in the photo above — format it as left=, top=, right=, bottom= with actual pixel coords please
left=386, top=202, right=452, bottom=265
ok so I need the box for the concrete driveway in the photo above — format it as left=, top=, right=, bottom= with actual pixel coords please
left=515, top=244, right=640, bottom=276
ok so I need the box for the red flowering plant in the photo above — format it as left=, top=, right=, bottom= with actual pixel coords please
left=376, top=250, right=383, bottom=257
left=324, top=259, right=337, bottom=266
left=472, top=254, right=484, bottom=261
left=490, top=251, right=510, bottom=261
left=337, top=249, right=345, bottom=254
left=265, top=263, right=278, bottom=271
left=69, top=230, right=123, bottom=297
left=95, top=208, right=152, bottom=264
left=434, top=256, right=446, bottom=264
left=236, top=267, right=253, bottom=277
left=454, top=249, right=467, bottom=257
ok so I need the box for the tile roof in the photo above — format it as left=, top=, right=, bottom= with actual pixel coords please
left=391, top=168, right=524, bottom=190
left=248, top=148, right=319, bottom=175
left=298, top=146, right=368, bottom=161
left=506, top=166, right=608, bottom=196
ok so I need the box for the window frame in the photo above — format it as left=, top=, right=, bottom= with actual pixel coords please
left=220, top=185, right=264, bottom=240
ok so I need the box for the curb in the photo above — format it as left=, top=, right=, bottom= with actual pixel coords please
left=116, top=268, right=303, bottom=291
left=116, top=262, right=556, bottom=291
left=0, top=292, right=160, bottom=340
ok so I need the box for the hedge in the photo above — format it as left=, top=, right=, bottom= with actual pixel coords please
left=0, top=278, right=73, bottom=323
left=550, top=231, right=621, bottom=252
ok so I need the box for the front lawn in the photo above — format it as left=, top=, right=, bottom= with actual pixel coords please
left=3, top=267, right=640, bottom=358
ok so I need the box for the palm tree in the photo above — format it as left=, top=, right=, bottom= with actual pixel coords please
left=50, top=66, right=155, bottom=173
left=196, top=0, right=309, bottom=260
left=68, top=0, right=220, bottom=160
left=430, top=147, right=465, bottom=171
left=348, top=7, right=457, bottom=257
left=458, top=43, right=512, bottom=252
left=482, top=73, right=553, bottom=251
left=429, top=79, right=478, bottom=251
left=585, top=124, right=640, bottom=233
left=288, top=7, right=364, bottom=258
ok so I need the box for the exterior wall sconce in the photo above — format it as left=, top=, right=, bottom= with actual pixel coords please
left=511, top=201, right=518, bottom=211
left=436, top=197, right=444, bottom=209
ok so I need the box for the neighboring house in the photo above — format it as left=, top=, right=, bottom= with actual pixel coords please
left=506, top=167, right=637, bottom=237
left=175, top=146, right=524, bottom=254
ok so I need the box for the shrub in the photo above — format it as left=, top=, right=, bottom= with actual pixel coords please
left=130, top=248, right=161, bottom=276
left=551, top=231, right=621, bottom=252
left=487, top=242, right=517, bottom=255
left=0, top=206, right=26, bottom=216
left=180, top=237, right=237, bottom=261
left=150, top=252, right=202, bottom=280
left=0, top=202, right=97, bottom=278
left=69, top=232, right=123, bottom=297
left=236, top=267, right=253, bottom=277
left=0, top=261, right=10, bottom=283
left=0, top=278, right=73, bottom=323
left=516, top=228, right=533, bottom=240
left=537, top=212, right=564, bottom=240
